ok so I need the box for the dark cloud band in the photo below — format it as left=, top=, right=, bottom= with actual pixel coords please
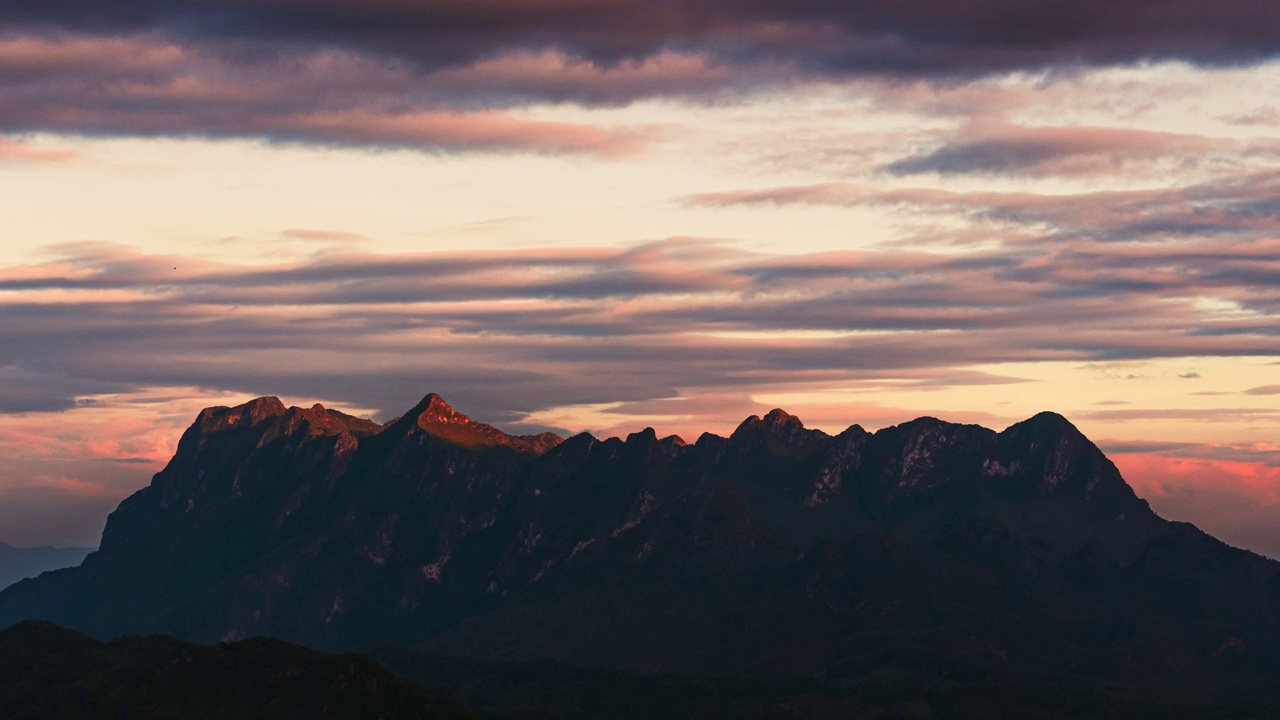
left=4, top=0, right=1280, bottom=78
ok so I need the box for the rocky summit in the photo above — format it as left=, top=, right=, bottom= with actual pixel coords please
left=2, top=394, right=1278, bottom=703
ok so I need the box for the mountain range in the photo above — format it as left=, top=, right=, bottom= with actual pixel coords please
left=0, top=542, right=94, bottom=592
left=2, top=393, right=1278, bottom=713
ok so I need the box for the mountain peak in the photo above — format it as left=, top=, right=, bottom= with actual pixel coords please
left=626, top=427, right=658, bottom=443
left=241, top=396, right=286, bottom=416
left=1024, top=410, right=1077, bottom=430
left=763, top=408, right=801, bottom=428
left=733, top=408, right=803, bottom=435
left=411, top=393, right=466, bottom=426
left=730, top=407, right=829, bottom=454
left=1001, top=411, right=1089, bottom=448
left=196, top=396, right=287, bottom=433
left=392, top=393, right=558, bottom=454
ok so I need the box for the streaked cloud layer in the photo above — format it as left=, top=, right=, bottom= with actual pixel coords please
left=0, top=1, right=1278, bottom=555
left=5, top=235, right=1274, bottom=416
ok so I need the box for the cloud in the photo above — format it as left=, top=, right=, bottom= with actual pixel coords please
left=686, top=170, right=1280, bottom=245
left=1104, top=439, right=1280, bottom=466
left=1081, top=407, right=1280, bottom=423
left=1, top=234, right=1279, bottom=426
left=882, top=124, right=1251, bottom=179
left=0, top=366, right=120, bottom=413
left=1113, top=451, right=1280, bottom=559
left=0, top=36, right=656, bottom=154
left=0, top=137, right=77, bottom=163
left=0, top=387, right=255, bottom=546
left=1245, top=385, right=1280, bottom=395
left=1223, top=105, right=1280, bottom=127
left=0, top=3, right=1278, bottom=150
left=278, top=229, right=367, bottom=245
left=5, top=0, right=1280, bottom=80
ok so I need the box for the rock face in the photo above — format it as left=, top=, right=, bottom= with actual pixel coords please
left=2, top=395, right=1278, bottom=697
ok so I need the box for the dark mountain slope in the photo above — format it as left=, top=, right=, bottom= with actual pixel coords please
left=1, top=394, right=1277, bottom=701
left=373, top=650, right=1280, bottom=720
left=0, top=620, right=476, bottom=719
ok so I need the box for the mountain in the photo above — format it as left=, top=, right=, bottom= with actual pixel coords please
left=1, top=394, right=1278, bottom=705
left=0, top=541, right=94, bottom=591
left=0, top=620, right=476, bottom=719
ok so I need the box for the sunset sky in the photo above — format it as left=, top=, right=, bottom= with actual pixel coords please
left=1, top=1, right=1279, bottom=557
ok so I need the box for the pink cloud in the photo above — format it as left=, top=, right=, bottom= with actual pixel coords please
left=0, top=137, right=76, bottom=163
left=268, top=109, right=650, bottom=155
left=0, top=392, right=206, bottom=469
left=1113, top=452, right=1280, bottom=557
left=1123, top=452, right=1280, bottom=491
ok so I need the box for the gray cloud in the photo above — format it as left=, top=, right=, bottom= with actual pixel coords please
left=0, top=366, right=122, bottom=413
left=1103, top=439, right=1280, bottom=467
left=4, top=0, right=1280, bottom=81
left=882, top=125, right=1254, bottom=178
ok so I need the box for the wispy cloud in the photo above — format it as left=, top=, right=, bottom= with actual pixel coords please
left=2, top=234, right=1278, bottom=422
left=882, top=124, right=1261, bottom=178
left=686, top=170, right=1280, bottom=245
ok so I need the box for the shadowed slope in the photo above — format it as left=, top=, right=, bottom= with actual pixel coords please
left=0, top=620, right=476, bottom=719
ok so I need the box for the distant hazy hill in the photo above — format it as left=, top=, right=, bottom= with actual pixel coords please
left=0, top=620, right=475, bottom=719
left=1, top=393, right=1278, bottom=707
left=0, top=541, right=92, bottom=591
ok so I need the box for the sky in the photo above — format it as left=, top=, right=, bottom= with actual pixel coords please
left=0, top=1, right=1279, bottom=556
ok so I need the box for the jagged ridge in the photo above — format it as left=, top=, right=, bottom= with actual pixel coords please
left=1, top=394, right=1277, bottom=698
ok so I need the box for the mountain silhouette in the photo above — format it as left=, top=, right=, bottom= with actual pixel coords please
left=0, top=620, right=475, bottom=719
left=2, top=394, right=1277, bottom=704
left=0, top=541, right=94, bottom=591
